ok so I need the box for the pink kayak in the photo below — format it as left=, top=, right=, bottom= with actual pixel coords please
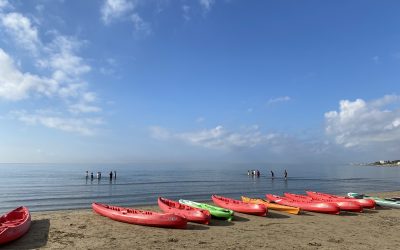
left=0, top=206, right=31, bottom=245
left=92, top=202, right=187, bottom=229
left=306, top=191, right=375, bottom=209
left=212, top=195, right=267, bottom=216
left=284, top=193, right=362, bottom=212
left=266, top=194, right=340, bottom=214
left=158, top=197, right=211, bottom=224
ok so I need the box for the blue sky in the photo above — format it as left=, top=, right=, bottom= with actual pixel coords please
left=1, top=0, right=400, bottom=163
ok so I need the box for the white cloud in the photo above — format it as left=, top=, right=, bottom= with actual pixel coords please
left=68, top=92, right=101, bottom=114
left=100, top=1, right=151, bottom=36
left=99, top=57, right=117, bottom=75
left=38, top=35, right=91, bottom=83
left=150, top=125, right=277, bottom=150
left=199, top=0, right=215, bottom=12
left=149, top=126, right=171, bottom=140
left=325, top=95, right=400, bottom=147
left=0, top=0, right=10, bottom=11
left=196, top=116, right=205, bottom=123
left=0, top=9, right=102, bottom=134
left=182, top=5, right=190, bottom=21
left=0, top=48, right=56, bottom=100
left=0, top=12, right=40, bottom=53
left=13, top=110, right=103, bottom=136
left=68, top=103, right=102, bottom=114
left=268, top=96, right=291, bottom=104
left=131, top=13, right=151, bottom=35
left=372, top=55, right=380, bottom=64
left=101, top=0, right=134, bottom=24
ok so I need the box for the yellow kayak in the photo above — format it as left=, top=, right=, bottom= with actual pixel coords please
left=241, top=196, right=301, bottom=215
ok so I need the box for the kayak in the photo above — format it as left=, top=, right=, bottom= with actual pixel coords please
left=347, top=193, right=400, bottom=209
left=179, top=199, right=234, bottom=221
left=92, top=203, right=187, bottom=229
left=0, top=207, right=31, bottom=245
left=158, top=197, right=211, bottom=225
left=266, top=194, right=340, bottom=214
left=241, top=196, right=301, bottom=215
left=285, top=192, right=363, bottom=212
left=306, top=191, right=375, bottom=209
left=211, top=195, right=267, bottom=216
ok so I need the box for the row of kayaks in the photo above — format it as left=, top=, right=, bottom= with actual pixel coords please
left=267, top=191, right=375, bottom=214
left=1, top=191, right=400, bottom=244
left=91, top=191, right=399, bottom=229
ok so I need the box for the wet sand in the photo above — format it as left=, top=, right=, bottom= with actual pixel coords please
left=2, top=191, right=400, bottom=249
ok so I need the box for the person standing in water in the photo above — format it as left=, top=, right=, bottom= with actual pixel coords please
left=85, top=171, right=89, bottom=178
left=114, top=171, right=116, bottom=179
left=284, top=169, right=288, bottom=180
left=109, top=171, right=113, bottom=180
left=270, top=170, right=274, bottom=179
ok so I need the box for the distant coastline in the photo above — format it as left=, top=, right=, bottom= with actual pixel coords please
left=354, top=160, right=400, bottom=167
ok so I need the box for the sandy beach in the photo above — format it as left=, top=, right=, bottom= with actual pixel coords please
left=2, top=191, right=400, bottom=250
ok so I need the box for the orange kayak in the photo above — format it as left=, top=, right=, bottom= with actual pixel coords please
left=241, top=196, right=301, bottom=215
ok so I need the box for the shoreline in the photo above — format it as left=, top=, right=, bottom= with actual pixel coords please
left=2, top=191, right=400, bottom=249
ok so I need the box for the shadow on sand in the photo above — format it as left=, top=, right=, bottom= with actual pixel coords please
left=231, top=215, right=250, bottom=222
left=186, top=223, right=209, bottom=230
left=209, top=219, right=234, bottom=227
left=267, top=212, right=291, bottom=219
left=362, top=209, right=379, bottom=214
left=339, top=211, right=360, bottom=216
left=2, top=219, right=50, bottom=250
left=375, top=206, right=392, bottom=210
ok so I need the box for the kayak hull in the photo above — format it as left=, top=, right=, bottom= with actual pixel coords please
left=347, top=193, right=400, bottom=209
left=92, top=203, right=187, bottom=229
left=306, top=191, right=375, bottom=209
left=266, top=194, right=340, bottom=214
left=158, top=197, right=211, bottom=225
left=241, top=196, right=301, bottom=215
left=212, top=195, right=267, bottom=216
left=286, top=192, right=363, bottom=212
left=0, top=207, right=31, bottom=245
left=179, top=199, right=234, bottom=221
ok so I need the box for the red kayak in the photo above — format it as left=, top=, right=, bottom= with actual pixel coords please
left=266, top=194, right=340, bottom=214
left=0, top=207, right=31, bottom=245
left=284, top=193, right=363, bottom=212
left=211, top=195, right=267, bottom=216
left=92, top=203, right=187, bottom=229
left=306, top=191, right=375, bottom=209
left=158, top=197, right=211, bottom=225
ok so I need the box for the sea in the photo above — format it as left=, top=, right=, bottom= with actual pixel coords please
left=1, top=163, right=400, bottom=214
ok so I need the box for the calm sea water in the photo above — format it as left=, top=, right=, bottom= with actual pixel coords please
left=1, top=163, right=400, bottom=214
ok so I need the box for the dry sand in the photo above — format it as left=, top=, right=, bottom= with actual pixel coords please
left=2, top=191, right=400, bottom=250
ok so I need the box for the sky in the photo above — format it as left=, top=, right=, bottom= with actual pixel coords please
left=0, top=0, right=400, bottom=164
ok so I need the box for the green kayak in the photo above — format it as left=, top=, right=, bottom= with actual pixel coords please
left=348, top=192, right=400, bottom=209
left=179, top=199, right=234, bottom=221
